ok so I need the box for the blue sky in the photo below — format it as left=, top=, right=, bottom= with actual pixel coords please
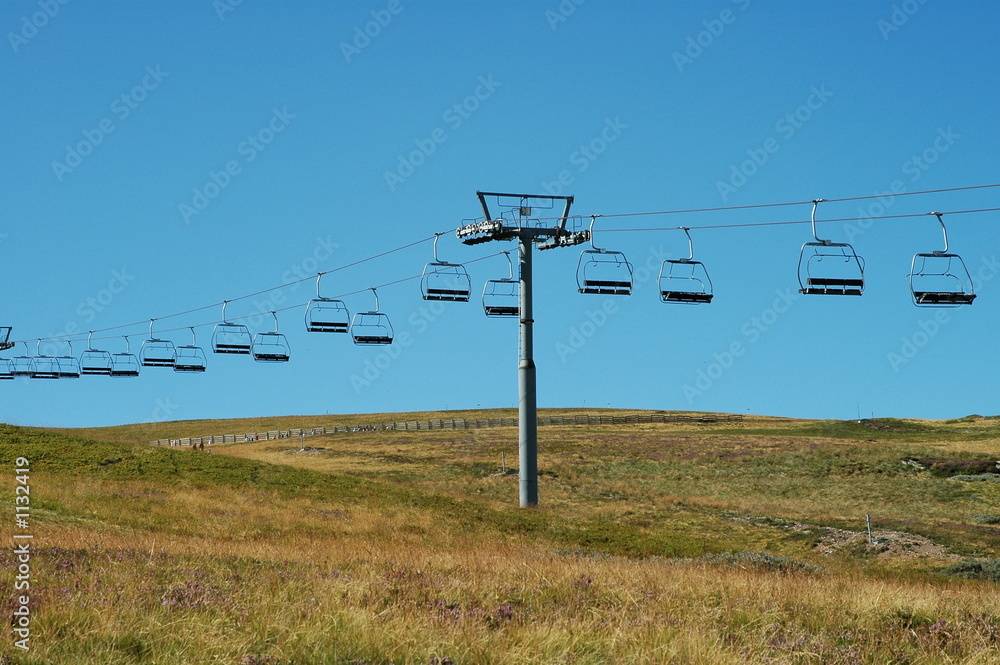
left=2, top=0, right=999, bottom=427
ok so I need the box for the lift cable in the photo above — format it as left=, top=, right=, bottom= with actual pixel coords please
left=13, top=243, right=498, bottom=345
left=8, top=183, right=1000, bottom=345
left=602, top=206, right=1000, bottom=233
left=153, top=271, right=432, bottom=339
left=515, top=183, right=1000, bottom=224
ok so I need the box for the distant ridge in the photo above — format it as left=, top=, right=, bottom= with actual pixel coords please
left=146, top=411, right=746, bottom=447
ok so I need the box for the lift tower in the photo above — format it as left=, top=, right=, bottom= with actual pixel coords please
left=456, top=191, right=588, bottom=507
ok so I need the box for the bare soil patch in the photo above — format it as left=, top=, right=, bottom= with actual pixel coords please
left=729, top=515, right=961, bottom=561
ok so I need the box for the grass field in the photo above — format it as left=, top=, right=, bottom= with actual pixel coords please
left=1, top=410, right=999, bottom=664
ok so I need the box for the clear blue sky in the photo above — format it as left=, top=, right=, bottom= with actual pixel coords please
left=2, top=0, right=999, bottom=427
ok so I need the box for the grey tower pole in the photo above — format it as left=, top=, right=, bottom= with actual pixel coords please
left=459, top=191, right=577, bottom=508
left=518, top=231, right=538, bottom=507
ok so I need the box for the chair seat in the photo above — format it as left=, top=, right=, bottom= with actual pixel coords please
left=254, top=353, right=289, bottom=361
left=353, top=336, right=392, bottom=344
left=808, top=277, right=864, bottom=287
left=914, top=291, right=976, bottom=305
left=801, top=287, right=863, bottom=296
left=425, top=293, right=471, bottom=302
left=661, top=291, right=713, bottom=303
left=485, top=306, right=519, bottom=316
left=580, top=280, right=631, bottom=295
left=307, top=323, right=349, bottom=333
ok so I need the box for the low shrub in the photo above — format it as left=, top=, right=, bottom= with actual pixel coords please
left=698, top=550, right=824, bottom=574
left=940, top=559, right=1000, bottom=583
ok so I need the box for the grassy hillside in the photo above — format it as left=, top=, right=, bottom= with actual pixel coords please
left=1, top=411, right=999, bottom=664
left=47, top=408, right=757, bottom=445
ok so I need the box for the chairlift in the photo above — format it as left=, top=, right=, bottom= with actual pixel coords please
left=577, top=216, right=633, bottom=295
left=659, top=227, right=714, bottom=304
left=10, top=342, right=33, bottom=377
left=351, top=288, right=394, bottom=345
left=0, top=335, right=15, bottom=380
left=140, top=319, right=176, bottom=367
left=908, top=212, right=976, bottom=307
left=482, top=251, right=519, bottom=317
left=56, top=340, right=81, bottom=379
left=80, top=331, right=113, bottom=376
left=252, top=311, right=291, bottom=362
left=174, top=327, right=208, bottom=373
left=29, top=340, right=60, bottom=379
left=797, top=199, right=865, bottom=296
left=212, top=300, right=253, bottom=354
left=110, top=337, right=140, bottom=377
left=421, top=233, right=472, bottom=302
left=305, top=273, right=350, bottom=333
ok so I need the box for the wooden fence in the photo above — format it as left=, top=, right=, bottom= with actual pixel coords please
left=149, top=412, right=742, bottom=446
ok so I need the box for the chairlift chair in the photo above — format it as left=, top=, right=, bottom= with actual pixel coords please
left=305, top=273, right=350, bottom=333
left=9, top=342, right=33, bottom=377
left=110, top=337, right=140, bottom=377
left=577, top=216, right=633, bottom=295
left=252, top=311, right=291, bottom=362
left=140, top=319, right=176, bottom=367
left=421, top=233, right=472, bottom=302
left=0, top=335, right=16, bottom=380
left=797, top=199, right=865, bottom=296
left=351, top=288, right=394, bottom=345
left=174, top=327, right=208, bottom=373
left=482, top=251, right=519, bottom=317
left=29, top=340, right=60, bottom=379
left=659, top=227, right=714, bottom=304
left=56, top=340, right=81, bottom=379
left=212, top=300, right=253, bottom=354
left=908, top=212, right=976, bottom=307
left=80, top=331, right=113, bottom=376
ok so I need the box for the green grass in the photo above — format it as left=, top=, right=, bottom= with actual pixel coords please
left=0, top=424, right=728, bottom=560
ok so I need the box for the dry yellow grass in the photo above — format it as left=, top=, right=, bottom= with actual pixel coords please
left=2, top=411, right=999, bottom=664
